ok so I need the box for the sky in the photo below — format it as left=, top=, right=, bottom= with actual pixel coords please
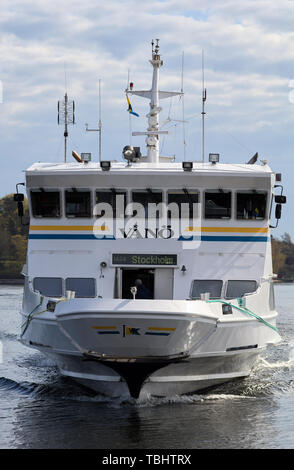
left=0, top=0, right=293, bottom=238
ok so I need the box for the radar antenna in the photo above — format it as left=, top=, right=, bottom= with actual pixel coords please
left=58, top=92, right=75, bottom=163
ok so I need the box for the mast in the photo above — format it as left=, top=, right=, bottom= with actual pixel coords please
left=181, top=50, right=186, bottom=161
left=64, top=93, right=68, bottom=162
left=201, top=50, right=206, bottom=163
left=127, top=39, right=183, bottom=163
left=98, top=78, right=102, bottom=162
left=147, top=39, right=162, bottom=162
left=58, top=92, right=75, bottom=163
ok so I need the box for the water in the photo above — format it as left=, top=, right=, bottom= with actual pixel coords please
left=1, top=284, right=294, bottom=449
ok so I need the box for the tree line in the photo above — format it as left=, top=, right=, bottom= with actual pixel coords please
left=0, top=193, right=293, bottom=280
left=271, top=233, right=294, bottom=280
left=0, top=194, right=29, bottom=278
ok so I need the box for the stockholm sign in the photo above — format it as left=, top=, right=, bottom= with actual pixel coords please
left=112, top=253, right=178, bottom=266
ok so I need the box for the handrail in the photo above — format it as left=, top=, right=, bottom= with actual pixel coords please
left=206, top=299, right=278, bottom=332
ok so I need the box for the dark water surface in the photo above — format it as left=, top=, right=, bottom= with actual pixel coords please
left=1, top=284, right=294, bottom=449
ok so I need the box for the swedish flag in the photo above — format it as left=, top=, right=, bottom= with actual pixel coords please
left=126, top=94, right=139, bottom=117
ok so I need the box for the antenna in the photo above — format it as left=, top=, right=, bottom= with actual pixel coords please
left=98, top=78, right=102, bottom=162
left=85, top=78, right=102, bottom=162
left=201, top=50, right=207, bottom=163
left=160, top=98, right=188, bottom=159
left=128, top=69, right=132, bottom=146
left=64, top=62, right=68, bottom=92
left=181, top=51, right=186, bottom=161
left=58, top=92, right=75, bottom=163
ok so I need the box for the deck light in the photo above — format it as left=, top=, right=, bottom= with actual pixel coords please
left=100, top=161, right=111, bottom=171
left=275, top=173, right=282, bottom=182
left=81, top=152, right=91, bottom=163
left=209, top=153, right=219, bottom=164
left=275, top=195, right=287, bottom=204
left=13, top=193, right=24, bottom=202
left=182, top=161, right=193, bottom=172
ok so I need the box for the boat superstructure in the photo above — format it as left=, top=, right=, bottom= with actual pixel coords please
left=16, top=41, right=286, bottom=399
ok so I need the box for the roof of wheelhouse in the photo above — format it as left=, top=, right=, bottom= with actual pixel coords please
left=26, top=160, right=274, bottom=178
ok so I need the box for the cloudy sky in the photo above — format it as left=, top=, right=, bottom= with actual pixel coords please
left=1, top=0, right=293, bottom=237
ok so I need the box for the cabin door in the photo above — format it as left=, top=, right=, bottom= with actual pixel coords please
left=154, top=268, right=174, bottom=300
left=121, top=268, right=154, bottom=299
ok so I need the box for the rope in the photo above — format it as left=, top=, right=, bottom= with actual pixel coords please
left=21, top=299, right=65, bottom=337
left=21, top=299, right=44, bottom=337
left=206, top=299, right=278, bottom=333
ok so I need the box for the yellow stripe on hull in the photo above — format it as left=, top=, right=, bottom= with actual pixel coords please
left=91, top=326, right=117, bottom=330
left=30, top=225, right=109, bottom=231
left=30, top=225, right=269, bottom=234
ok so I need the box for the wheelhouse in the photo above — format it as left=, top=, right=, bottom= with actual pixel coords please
left=24, top=161, right=277, bottom=302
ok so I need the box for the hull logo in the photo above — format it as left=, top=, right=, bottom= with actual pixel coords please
left=123, top=325, right=140, bottom=337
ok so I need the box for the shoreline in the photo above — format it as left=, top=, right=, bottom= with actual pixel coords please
left=0, top=279, right=24, bottom=285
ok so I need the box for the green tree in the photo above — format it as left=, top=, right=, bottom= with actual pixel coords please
left=0, top=194, right=29, bottom=278
left=271, top=236, right=286, bottom=277
left=272, top=233, right=294, bottom=280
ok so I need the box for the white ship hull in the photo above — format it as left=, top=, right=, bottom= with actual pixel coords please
left=20, top=291, right=280, bottom=398
left=49, top=349, right=261, bottom=399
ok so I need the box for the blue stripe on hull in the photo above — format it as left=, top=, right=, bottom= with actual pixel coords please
left=29, top=234, right=269, bottom=242
left=145, top=332, right=170, bottom=336
left=97, top=331, right=120, bottom=335
left=181, top=235, right=269, bottom=242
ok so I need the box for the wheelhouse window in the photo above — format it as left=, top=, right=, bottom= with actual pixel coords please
left=236, top=191, right=267, bottom=220
left=30, top=190, right=60, bottom=218
left=190, top=280, right=223, bottom=299
left=167, top=189, right=199, bottom=222
left=131, top=190, right=162, bottom=218
left=95, top=190, right=127, bottom=218
left=205, top=190, right=231, bottom=219
left=33, top=277, right=63, bottom=297
left=65, top=189, right=91, bottom=218
left=65, top=278, right=96, bottom=298
left=225, top=280, right=257, bottom=299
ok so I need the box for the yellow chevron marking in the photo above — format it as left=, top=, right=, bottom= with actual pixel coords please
left=91, top=326, right=116, bottom=330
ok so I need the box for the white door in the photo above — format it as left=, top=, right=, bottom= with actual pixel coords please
left=154, top=268, right=174, bottom=299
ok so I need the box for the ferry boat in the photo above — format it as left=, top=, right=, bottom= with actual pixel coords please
left=15, top=40, right=286, bottom=399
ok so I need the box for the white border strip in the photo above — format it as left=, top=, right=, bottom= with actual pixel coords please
left=59, top=368, right=121, bottom=382
left=148, top=370, right=250, bottom=383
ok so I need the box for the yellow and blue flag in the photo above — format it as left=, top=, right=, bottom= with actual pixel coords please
left=126, top=94, right=139, bottom=117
